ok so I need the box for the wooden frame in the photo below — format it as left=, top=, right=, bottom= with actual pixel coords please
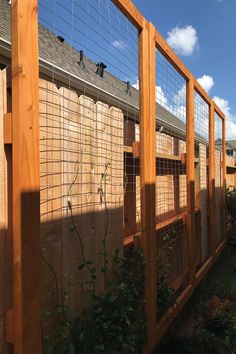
left=186, top=76, right=196, bottom=286
left=222, top=117, right=226, bottom=241
left=139, top=20, right=157, bottom=352
left=6, top=0, right=226, bottom=353
left=209, top=103, right=216, bottom=257
left=10, top=1, right=41, bottom=353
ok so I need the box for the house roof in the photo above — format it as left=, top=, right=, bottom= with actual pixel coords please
left=226, top=140, right=236, bottom=149
left=0, top=0, right=204, bottom=143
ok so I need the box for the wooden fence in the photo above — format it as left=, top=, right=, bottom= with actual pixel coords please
left=226, top=156, right=236, bottom=190
left=0, top=0, right=226, bottom=353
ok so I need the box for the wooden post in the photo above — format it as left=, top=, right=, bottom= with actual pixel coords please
left=186, top=76, right=196, bottom=285
left=222, top=117, right=226, bottom=241
left=209, top=103, right=216, bottom=257
left=11, top=1, right=41, bottom=353
left=139, top=20, right=157, bottom=352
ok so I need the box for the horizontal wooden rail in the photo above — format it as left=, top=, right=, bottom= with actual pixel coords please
left=111, top=0, right=144, bottom=29
left=123, top=208, right=201, bottom=246
left=226, top=165, right=236, bottom=171
left=155, top=30, right=191, bottom=80
left=213, top=102, right=226, bottom=120
left=155, top=284, right=193, bottom=344
left=124, top=144, right=186, bottom=162
left=154, top=31, right=224, bottom=118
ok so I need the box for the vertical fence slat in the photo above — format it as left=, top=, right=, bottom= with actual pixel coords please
left=222, top=117, right=226, bottom=241
left=139, top=20, right=156, bottom=351
left=209, top=103, right=216, bottom=257
left=11, top=1, right=41, bottom=353
left=186, top=76, right=196, bottom=285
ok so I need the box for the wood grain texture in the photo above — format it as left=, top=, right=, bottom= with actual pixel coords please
left=111, top=0, right=143, bottom=29
left=199, top=144, right=209, bottom=263
left=155, top=30, right=191, bottom=80
left=0, top=69, right=9, bottom=354
left=11, top=1, right=41, bottom=352
left=3, top=113, right=12, bottom=144
left=222, top=118, right=226, bottom=241
left=186, top=76, right=196, bottom=285
left=209, top=103, right=216, bottom=258
left=215, top=149, right=222, bottom=246
left=140, top=21, right=157, bottom=352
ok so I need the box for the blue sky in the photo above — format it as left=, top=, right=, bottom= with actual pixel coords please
left=38, top=0, right=236, bottom=139
left=132, top=0, right=236, bottom=139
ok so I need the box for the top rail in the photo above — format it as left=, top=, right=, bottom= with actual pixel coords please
left=110, top=0, right=226, bottom=117
left=111, top=0, right=144, bottom=29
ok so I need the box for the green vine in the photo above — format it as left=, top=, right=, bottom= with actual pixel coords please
left=157, top=233, right=176, bottom=319
left=97, top=160, right=111, bottom=291
left=68, top=160, right=96, bottom=294
left=70, top=246, right=146, bottom=354
left=42, top=161, right=147, bottom=353
left=226, top=187, right=236, bottom=225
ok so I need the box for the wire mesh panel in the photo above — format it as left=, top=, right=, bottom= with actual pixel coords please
left=194, top=92, right=210, bottom=267
left=215, top=112, right=224, bottom=246
left=38, top=0, right=140, bottom=342
left=155, top=48, right=188, bottom=319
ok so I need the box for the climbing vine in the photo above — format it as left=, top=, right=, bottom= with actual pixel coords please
left=157, top=233, right=176, bottom=319
left=42, top=161, right=147, bottom=354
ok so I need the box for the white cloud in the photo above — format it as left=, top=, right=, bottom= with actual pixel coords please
left=132, top=79, right=139, bottom=89
left=155, top=85, right=168, bottom=108
left=133, top=80, right=168, bottom=108
left=226, top=118, right=236, bottom=140
left=213, top=96, right=236, bottom=139
left=111, top=40, right=127, bottom=50
left=174, top=84, right=186, bottom=106
left=197, top=75, right=214, bottom=93
left=166, top=25, right=198, bottom=56
left=213, top=96, right=230, bottom=117
left=133, top=78, right=236, bottom=139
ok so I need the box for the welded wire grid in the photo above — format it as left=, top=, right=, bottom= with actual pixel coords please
left=214, top=112, right=223, bottom=245
left=38, top=0, right=140, bottom=334
left=194, top=92, right=210, bottom=267
left=155, top=48, right=188, bottom=317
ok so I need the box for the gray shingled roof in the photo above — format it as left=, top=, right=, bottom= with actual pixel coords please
left=226, top=140, right=236, bottom=149
left=0, top=0, right=190, bottom=139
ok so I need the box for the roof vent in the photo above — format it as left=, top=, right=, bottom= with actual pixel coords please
left=78, top=50, right=85, bottom=69
left=96, top=62, right=107, bottom=78
left=57, top=36, right=65, bottom=43
left=126, top=81, right=131, bottom=96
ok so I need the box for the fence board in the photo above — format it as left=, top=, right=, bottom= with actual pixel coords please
left=109, top=106, right=124, bottom=253
left=199, top=143, right=208, bottom=262
left=0, top=69, right=8, bottom=354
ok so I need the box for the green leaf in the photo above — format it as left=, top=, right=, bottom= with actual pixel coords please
left=78, top=263, right=85, bottom=270
left=69, top=343, right=75, bottom=354
left=69, top=224, right=75, bottom=232
left=56, top=305, right=63, bottom=314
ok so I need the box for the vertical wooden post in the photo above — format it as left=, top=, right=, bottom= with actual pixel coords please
left=186, top=76, right=196, bottom=285
left=209, top=103, right=216, bottom=257
left=11, top=1, right=41, bottom=353
left=222, top=117, right=226, bottom=241
left=139, top=20, right=156, bottom=351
